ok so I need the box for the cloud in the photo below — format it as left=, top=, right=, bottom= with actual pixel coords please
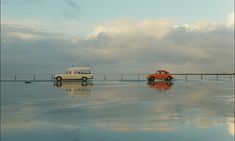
left=227, top=12, right=234, bottom=28
left=1, top=14, right=234, bottom=74
left=2, top=0, right=45, bottom=5
left=63, top=0, right=80, bottom=10
left=191, top=20, right=216, bottom=31
left=61, top=0, right=81, bottom=19
left=7, top=32, right=40, bottom=40
left=227, top=118, right=235, bottom=136
left=87, top=19, right=174, bottom=39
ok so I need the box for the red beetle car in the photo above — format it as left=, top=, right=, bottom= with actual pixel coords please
left=147, top=70, right=174, bottom=81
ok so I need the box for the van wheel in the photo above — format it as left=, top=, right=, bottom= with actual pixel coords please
left=82, top=77, right=88, bottom=82
left=148, top=77, right=155, bottom=82
left=82, top=83, right=88, bottom=86
left=56, top=76, right=62, bottom=81
left=56, top=82, right=62, bottom=87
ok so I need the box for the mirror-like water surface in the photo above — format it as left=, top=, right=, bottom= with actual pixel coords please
left=1, top=79, right=234, bottom=141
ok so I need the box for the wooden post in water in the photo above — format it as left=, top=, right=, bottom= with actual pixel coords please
left=185, top=75, right=188, bottom=80
left=201, top=75, right=203, bottom=80
left=121, top=74, right=123, bottom=81
left=104, top=74, right=106, bottom=80
left=14, top=74, right=17, bottom=81
left=138, top=73, right=140, bottom=81
left=216, top=74, right=218, bottom=80
left=33, top=74, right=36, bottom=81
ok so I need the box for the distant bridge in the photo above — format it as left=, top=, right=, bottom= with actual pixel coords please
left=170, top=73, right=235, bottom=80
left=1, top=73, right=234, bottom=82
left=171, top=73, right=235, bottom=75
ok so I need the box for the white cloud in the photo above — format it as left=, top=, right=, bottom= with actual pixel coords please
left=87, top=19, right=174, bottom=39
left=227, top=118, right=235, bottom=136
left=191, top=20, right=212, bottom=31
left=158, top=62, right=202, bottom=72
left=227, top=12, right=234, bottom=28
left=7, top=32, right=40, bottom=40
left=1, top=14, right=234, bottom=74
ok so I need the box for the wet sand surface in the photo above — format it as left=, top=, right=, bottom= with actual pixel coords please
left=1, top=79, right=234, bottom=141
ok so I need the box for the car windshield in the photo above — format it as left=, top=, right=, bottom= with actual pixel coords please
left=157, top=71, right=169, bottom=74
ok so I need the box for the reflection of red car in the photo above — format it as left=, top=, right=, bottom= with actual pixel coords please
left=148, top=81, right=173, bottom=91
left=147, top=70, right=174, bottom=81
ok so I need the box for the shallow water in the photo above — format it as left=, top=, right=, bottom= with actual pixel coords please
left=1, top=79, right=234, bottom=141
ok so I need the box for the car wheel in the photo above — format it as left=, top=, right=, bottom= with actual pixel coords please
left=165, top=77, right=172, bottom=81
left=56, top=76, right=62, bottom=81
left=148, top=77, right=155, bottom=82
left=82, top=77, right=88, bottom=82
left=167, top=82, right=172, bottom=86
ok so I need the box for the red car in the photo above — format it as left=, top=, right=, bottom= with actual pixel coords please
left=147, top=70, right=174, bottom=81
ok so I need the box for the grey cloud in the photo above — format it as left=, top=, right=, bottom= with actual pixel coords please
left=63, top=0, right=80, bottom=10
left=2, top=0, right=81, bottom=20
left=1, top=21, right=234, bottom=74
left=62, top=0, right=81, bottom=19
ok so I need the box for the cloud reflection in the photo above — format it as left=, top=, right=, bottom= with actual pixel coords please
left=1, top=80, right=234, bottom=140
left=228, top=118, right=235, bottom=136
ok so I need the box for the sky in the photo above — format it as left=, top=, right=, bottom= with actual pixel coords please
left=1, top=0, right=234, bottom=74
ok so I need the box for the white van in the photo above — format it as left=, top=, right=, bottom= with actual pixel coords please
left=54, top=66, right=93, bottom=81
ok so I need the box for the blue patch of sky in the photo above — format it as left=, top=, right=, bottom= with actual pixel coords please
left=2, top=0, right=234, bottom=21
left=82, top=0, right=233, bottom=22
left=1, top=0, right=234, bottom=35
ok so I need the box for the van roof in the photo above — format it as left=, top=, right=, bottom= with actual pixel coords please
left=67, top=66, right=91, bottom=71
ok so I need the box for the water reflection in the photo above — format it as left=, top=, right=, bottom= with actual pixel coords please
left=228, top=117, right=235, bottom=136
left=54, top=81, right=93, bottom=97
left=1, top=80, right=234, bottom=141
left=147, top=81, right=173, bottom=91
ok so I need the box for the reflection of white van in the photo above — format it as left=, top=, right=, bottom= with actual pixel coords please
left=54, top=82, right=93, bottom=96
left=54, top=66, right=93, bottom=81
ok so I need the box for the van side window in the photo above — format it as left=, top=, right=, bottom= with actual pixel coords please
left=80, top=70, right=91, bottom=74
left=66, top=71, right=71, bottom=74
left=74, top=70, right=80, bottom=74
